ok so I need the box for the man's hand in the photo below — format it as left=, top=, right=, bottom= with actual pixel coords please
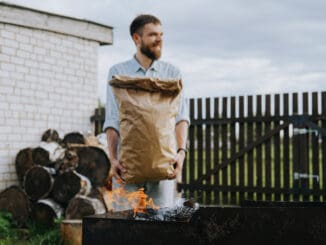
left=111, top=158, right=127, bottom=184
left=168, top=150, right=186, bottom=181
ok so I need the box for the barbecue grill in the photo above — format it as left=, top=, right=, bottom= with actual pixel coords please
left=83, top=201, right=326, bottom=245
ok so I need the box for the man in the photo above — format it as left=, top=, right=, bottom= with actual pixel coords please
left=103, top=14, right=189, bottom=208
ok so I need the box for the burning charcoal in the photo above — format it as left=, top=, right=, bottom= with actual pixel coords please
left=133, top=204, right=198, bottom=222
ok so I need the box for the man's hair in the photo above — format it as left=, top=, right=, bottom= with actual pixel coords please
left=130, top=14, right=161, bottom=36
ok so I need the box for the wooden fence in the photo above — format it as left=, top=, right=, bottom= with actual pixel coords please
left=91, top=91, right=326, bottom=204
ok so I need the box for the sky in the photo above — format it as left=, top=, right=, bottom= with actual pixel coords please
left=5, top=0, right=326, bottom=104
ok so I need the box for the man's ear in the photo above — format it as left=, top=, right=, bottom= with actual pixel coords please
left=132, top=33, right=141, bottom=46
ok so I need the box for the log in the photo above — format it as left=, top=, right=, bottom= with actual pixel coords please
left=15, top=148, right=35, bottom=186
left=39, top=141, right=65, bottom=162
left=55, top=149, right=79, bottom=174
left=31, top=198, right=63, bottom=228
left=23, top=166, right=54, bottom=200
left=62, top=132, right=85, bottom=146
left=73, top=146, right=110, bottom=187
left=41, top=128, right=61, bottom=143
left=51, top=171, right=91, bottom=205
left=0, top=186, right=31, bottom=226
left=65, top=195, right=106, bottom=219
left=32, top=147, right=53, bottom=167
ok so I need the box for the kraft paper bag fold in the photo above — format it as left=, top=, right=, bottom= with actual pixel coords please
left=109, top=75, right=182, bottom=184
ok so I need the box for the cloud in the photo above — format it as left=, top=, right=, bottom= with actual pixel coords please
left=6, top=0, right=326, bottom=103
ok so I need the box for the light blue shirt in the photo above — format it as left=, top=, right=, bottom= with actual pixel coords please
left=103, top=56, right=190, bottom=133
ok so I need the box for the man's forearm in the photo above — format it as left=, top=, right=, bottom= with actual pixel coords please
left=175, top=120, right=189, bottom=149
left=106, top=128, right=119, bottom=161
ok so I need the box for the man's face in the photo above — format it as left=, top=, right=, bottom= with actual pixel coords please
left=136, top=23, right=163, bottom=60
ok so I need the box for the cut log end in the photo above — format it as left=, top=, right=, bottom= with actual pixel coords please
left=0, top=186, right=31, bottom=226
left=24, top=166, right=53, bottom=200
left=51, top=171, right=81, bottom=205
left=31, top=199, right=63, bottom=228
left=15, top=148, right=35, bottom=186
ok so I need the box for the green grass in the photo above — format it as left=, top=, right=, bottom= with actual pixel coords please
left=183, top=142, right=325, bottom=204
left=0, top=211, right=62, bottom=245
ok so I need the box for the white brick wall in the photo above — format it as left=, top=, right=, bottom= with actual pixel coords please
left=0, top=22, right=100, bottom=190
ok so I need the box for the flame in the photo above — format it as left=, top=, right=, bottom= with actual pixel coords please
left=104, top=187, right=159, bottom=216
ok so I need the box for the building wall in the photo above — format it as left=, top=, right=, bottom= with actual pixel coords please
left=0, top=22, right=99, bottom=190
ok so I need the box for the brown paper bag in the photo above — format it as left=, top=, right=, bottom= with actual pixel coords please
left=110, top=75, right=182, bottom=184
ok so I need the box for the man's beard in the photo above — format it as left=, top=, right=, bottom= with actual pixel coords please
left=140, top=40, right=162, bottom=60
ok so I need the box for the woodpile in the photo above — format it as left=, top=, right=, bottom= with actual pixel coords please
left=0, top=129, right=111, bottom=228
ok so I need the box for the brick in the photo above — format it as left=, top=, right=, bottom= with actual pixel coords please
left=34, top=47, right=46, bottom=55
left=10, top=71, right=24, bottom=80
left=6, top=95, right=20, bottom=103
left=19, top=43, right=33, bottom=51
left=0, top=127, right=11, bottom=134
left=0, top=86, right=14, bottom=95
left=19, top=28, right=33, bottom=37
left=14, top=88, right=21, bottom=96
left=0, top=70, right=10, bottom=78
left=3, top=38, right=19, bottom=48
left=7, top=118, right=19, bottom=126
left=0, top=46, right=16, bottom=55
left=0, top=165, right=9, bottom=174
left=24, top=104, right=37, bottom=113
left=0, top=29, right=15, bottom=39
left=1, top=62, right=15, bottom=72
left=0, top=77, right=14, bottom=86
left=15, top=65, right=29, bottom=73
left=25, top=74, right=38, bottom=83
left=17, top=35, right=30, bottom=43
left=9, top=103, right=22, bottom=111
left=25, top=60, right=38, bottom=68
left=32, top=31, right=47, bottom=41
left=10, top=56, right=24, bottom=65
left=16, top=49, right=30, bottom=59
left=39, top=63, right=51, bottom=71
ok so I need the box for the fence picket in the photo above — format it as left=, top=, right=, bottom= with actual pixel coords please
left=230, top=97, right=236, bottom=203
left=322, top=92, right=326, bottom=201
left=205, top=98, right=212, bottom=204
left=222, top=97, right=228, bottom=203
left=265, top=95, right=272, bottom=201
left=247, top=96, right=254, bottom=201
left=312, top=92, right=320, bottom=201
left=188, top=99, right=195, bottom=199
left=283, top=94, right=290, bottom=201
left=197, top=99, right=203, bottom=203
left=213, top=98, right=220, bottom=204
left=301, top=93, right=310, bottom=201
left=292, top=93, right=300, bottom=201
left=274, top=94, right=281, bottom=201
left=239, top=96, right=245, bottom=202
left=256, top=95, right=263, bottom=200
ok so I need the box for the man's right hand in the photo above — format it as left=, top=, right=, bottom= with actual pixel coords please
left=111, top=159, right=127, bottom=184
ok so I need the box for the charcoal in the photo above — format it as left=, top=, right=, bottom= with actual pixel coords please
left=134, top=205, right=198, bottom=222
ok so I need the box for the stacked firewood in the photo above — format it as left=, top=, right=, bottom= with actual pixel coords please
left=0, top=129, right=111, bottom=227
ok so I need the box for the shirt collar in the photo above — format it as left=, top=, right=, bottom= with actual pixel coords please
left=131, top=55, right=159, bottom=72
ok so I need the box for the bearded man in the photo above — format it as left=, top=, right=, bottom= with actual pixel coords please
left=103, top=14, right=189, bottom=209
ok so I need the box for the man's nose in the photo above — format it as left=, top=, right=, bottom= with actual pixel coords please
left=156, top=35, right=162, bottom=42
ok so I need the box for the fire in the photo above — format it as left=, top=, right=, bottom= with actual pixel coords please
left=103, top=187, right=159, bottom=216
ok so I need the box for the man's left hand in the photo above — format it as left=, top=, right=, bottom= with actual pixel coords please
left=168, top=150, right=186, bottom=180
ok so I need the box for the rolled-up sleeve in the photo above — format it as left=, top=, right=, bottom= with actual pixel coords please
left=174, top=69, right=190, bottom=125
left=102, top=67, right=120, bottom=133
left=176, top=92, right=190, bottom=124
